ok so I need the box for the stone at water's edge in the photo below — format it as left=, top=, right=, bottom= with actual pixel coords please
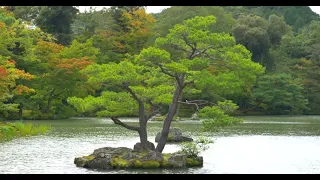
left=133, top=141, right=155, bottom=152
left=141, top=151, right=164, bottom=162
left=191, top=113, right=199, bottom=120
left=74, top=146, right=203, bottom=170
left=155, top=128, right=193, bottom=143
left=149, top=114, right=181, bottom=121
left=149, top=114, right=162, bottom=121
left=168, top=154, right=186, bottom=168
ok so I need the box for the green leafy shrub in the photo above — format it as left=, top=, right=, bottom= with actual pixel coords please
left=179, top=136, right=213, bottom=157
left=200, top=100, right=243, bottom=131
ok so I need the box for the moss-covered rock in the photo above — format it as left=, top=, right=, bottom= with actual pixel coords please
left=160, top=153, right=173, bottom=168
left=88, top=157, right=112, bottom=169
left=111, top=157, right=131, bottom=168
left=74, top=155, right=96, bottom=167
left=140, top=160, right=160, bottom=168
left=186, top=157, right=201, bottom=167
left=74, top=147, right=203, bottom=170
left=141, top=151, right=163, bottom=162
left=74, top=157, right=88, bottom=167
left=168, top=154, right=187, bottom=168
left=83, top=155, right=95, bottom=160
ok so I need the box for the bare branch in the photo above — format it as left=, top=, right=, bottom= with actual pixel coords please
left=122, top=85, right=143, bottom=104
left=181, top=33, right=198, bottom=59
left=183, top=80, right=194, bottom=88
left=188, top=42, right=197, bottom=59
left=182, top=33, right=196, bottom=51
left=154, top=62, right=176, bottom=78
left=190, top=45, right=215, bottom=59
left=178, top=100, right=211, bottom=111
left=178, top=101, right=200, bottom=111
left=146, top=110, right=161, bottom=121
left=110, top=117, right=140, bottom=131
left=146, top=100, right=161, bottom=120
left=187, top=100, right=210, bottom=103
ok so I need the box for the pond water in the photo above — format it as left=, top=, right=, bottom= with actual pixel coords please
left=1, top=116, right=320, bottom=174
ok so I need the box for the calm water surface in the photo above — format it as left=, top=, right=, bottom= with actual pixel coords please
left=1, top=116, right=320, bottom=174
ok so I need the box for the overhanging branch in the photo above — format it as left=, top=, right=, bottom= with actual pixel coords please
left=110, top=117, right=140, bottom=132
left=178, top=100, right=210, bottom=111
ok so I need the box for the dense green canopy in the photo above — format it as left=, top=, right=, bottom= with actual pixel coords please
left=0, top=6, right=319, bottom=123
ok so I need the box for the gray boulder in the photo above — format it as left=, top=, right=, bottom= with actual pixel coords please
left=155, top=128, right=193, bottom=143
left=133, top=141, right=155, bottom=152
left=169, top=128, right=182, bottom=136
left=174, top=136, right=193, bottom=142
left=195, top=156, right=203, bottom=165
left=191, top=113, right=199, bottom=120
left=110, top=147, right=132, bottom=154
left=168, top=154, right=187, bottom=168
left=74, top=157, right=88, bottom=168
left=92, top=147, right=132, bottom=157
left=141, top=151, right=164, bottom=162
left=121, top=152, right=141, bottom=160
left=87, top=157, right=113, bottom=169
left=92, top=147, right=116, bottom=155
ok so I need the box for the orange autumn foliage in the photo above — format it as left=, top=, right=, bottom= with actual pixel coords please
left=55, top=57, right=94, bottom=74
left=13, top=85, right=36, bottom=95
left=0, top=58, right=35, bottom=98
left=123, top=8, right=156, bottom=36
left=14, top=69, right=34, bottom=80
left=36, top=40, right=64, bottom=54
left=113, top=41, right=125, bottom=50
left=0, top=66, right=7, bottom=78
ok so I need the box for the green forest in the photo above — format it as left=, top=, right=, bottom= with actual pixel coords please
left=1, top=6, right=320, bottom=121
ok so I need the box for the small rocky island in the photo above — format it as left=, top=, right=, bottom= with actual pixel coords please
left=74, top=147, right=203, bottom=169
left=74, top=127, right=203, bottom=170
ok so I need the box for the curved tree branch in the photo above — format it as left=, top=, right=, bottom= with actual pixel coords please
left=169, top=44, right=191, bottom=53
left=190, top=45, right=215, bottom=59
left=122, top=85, right=143, bottom=104
left=154, top=62, right=176, bottom=78
left=182, top=33, right=196, bottom=51
left=145, top=100, right=160, bottom=120
left=178, top=100, right=211, bottom=111
left=183, top=80, right=194, bottom=88
left=110, top=117, right=140, bottom=131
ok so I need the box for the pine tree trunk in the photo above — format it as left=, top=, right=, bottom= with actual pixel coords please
left=138, top=102, right=149, bottom=149
left=155, top=84, right=182, bottom=153
left=175, top=91, right=183, bottom=117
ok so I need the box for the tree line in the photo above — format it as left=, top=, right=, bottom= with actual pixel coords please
left=0, top=6, right=319, bottom=122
